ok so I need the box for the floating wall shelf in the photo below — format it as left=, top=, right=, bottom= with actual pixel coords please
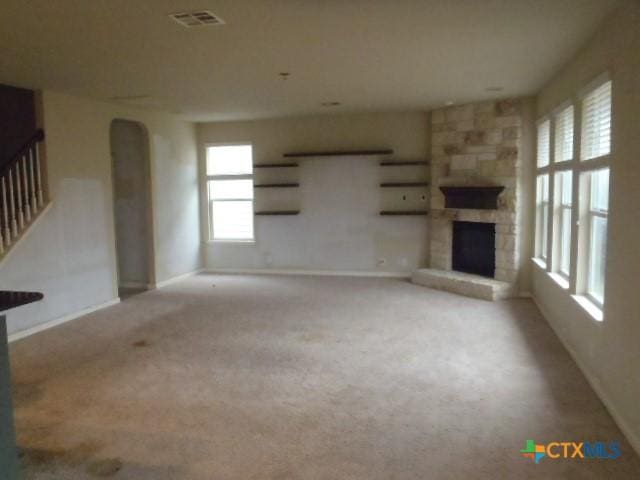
left=380, top=182, right=429, bottom=188
left=254, top=163, right=299, bottom=168
left=379, top=210, right=429, bottom=216
left=379, top=161, right=429, bottom=166
left=283, top=149, right=393, bottom=158
left=254, top=183, right=299, bottom=188
left=255, top=211, right=300, bottom=216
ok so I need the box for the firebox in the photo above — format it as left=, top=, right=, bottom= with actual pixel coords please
left=452, top=221, right=496, bottom=278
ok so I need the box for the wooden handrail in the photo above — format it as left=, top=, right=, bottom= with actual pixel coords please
left=0, top=130, right=45, bottom=179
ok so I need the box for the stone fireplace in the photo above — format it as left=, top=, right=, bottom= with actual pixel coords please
left=412, top=99, right=523, bottom=300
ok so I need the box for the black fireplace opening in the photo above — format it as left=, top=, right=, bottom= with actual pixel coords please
left=452, top=221, right=496, bottom=278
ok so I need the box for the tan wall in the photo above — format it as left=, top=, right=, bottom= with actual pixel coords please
left=1, top=91, right=202, bottom=335
left=197, top=112, right=431, bottom=273
left=533, top=0, right=640, bottom=451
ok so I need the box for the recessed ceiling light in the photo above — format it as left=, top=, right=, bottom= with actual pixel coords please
left=321, top=101, right=341, bottom=107
left=485, top=86, right=504, bottom=92
left=444, top=100, right=454, bottom=106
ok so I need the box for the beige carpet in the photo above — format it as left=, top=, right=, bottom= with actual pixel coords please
left=9, top=274, right=640, bottom=479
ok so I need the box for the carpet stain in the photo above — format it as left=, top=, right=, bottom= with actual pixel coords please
left=86, top=458, right=123, bottom=477
left=132, top=340, right=150, bottom=348
left=12, top=381, right=45, bottom=406
left=20, top=440, right=104, bottom=470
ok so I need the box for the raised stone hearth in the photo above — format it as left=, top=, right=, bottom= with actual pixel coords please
left=412, top=98, right=523, bottom=300
left=412, top=269, right=514, bottom=301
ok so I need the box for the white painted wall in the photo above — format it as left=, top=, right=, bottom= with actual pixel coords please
left=0, top=91, right=202, bottom=335
left=111, top=119, right=152, bottom=288
left=532, top=0, right=640, bottom=451
left=198, top=112, right=430, bottom=273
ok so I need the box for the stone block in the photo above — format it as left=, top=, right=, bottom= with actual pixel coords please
left=498, top=146, right=518, bottom=161
left=495, top=115, right=522, bottom=128
left=503, top=126, right=521, bottom=140
left=474, top=111, right=496, bottom=129
left=432, top=131, right=457, bottom=146
left=465, top=145, right=497, bottom=154
left=446, top=104, right=474, bottom=122
left=485, top=129, right=503, bottom=145
left=496, top=99, right=520, bottom=116
left=456, top=119, right=474, bottom=131
left=443, top=144, right=461, bottom=155
left=464, top=131, right=485, bottom=145
left=451, top=154, right=477, bottom=171
left=478, top=153, right=497, bottom=161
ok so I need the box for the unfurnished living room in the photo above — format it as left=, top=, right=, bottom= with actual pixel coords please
left=0, top=1, right=639, bottom=479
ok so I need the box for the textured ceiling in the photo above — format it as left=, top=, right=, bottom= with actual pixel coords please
left=0, top=0, right=619, bottom=121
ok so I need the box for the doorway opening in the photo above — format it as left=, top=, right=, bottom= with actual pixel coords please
left=110, top=119, right=155, bottom=299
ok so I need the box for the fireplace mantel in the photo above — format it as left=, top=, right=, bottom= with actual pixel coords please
left=439, top=186, right=505, bottom=210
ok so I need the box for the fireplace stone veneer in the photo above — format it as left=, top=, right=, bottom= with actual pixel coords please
left=415, top=99, right=523, bottom=299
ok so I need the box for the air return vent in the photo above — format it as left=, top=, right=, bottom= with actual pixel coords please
left=170, top=11, right=225, bottom=28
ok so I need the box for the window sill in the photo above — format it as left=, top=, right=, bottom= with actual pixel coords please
left=572, top=295, right=603, bottom=322
left=207, top=239, right=256, bottom=245
left=531, top=257, right=547, bottom=270
left=548, top=272, right=570, bottom=290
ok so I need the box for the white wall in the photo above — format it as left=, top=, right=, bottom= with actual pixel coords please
left=198, top=112, right=430, bottom=273
left=532, top=0, right=640, bottom=451
left=0, top=91, right=202, bottom=335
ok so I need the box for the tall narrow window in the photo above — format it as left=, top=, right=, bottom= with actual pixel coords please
left=586, top=168, right=609, bottom=307
left=537, top=120, right=550, bottom=167
left=554, top=105, right=574, bottom=163
left=206, top=145, right=254, bottom=241
left=535, top=174, right=549, bottom=263
left=555, top=170, right=572, bottom=278
left=581, top=80, right=612, bottom=161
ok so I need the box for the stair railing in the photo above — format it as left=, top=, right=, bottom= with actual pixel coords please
left=0, top=130, right=45, bottom=255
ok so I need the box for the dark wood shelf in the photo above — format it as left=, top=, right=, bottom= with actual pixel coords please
left=254, top=183, right=299, bottom=188
left=255, top=211, right=300, bottom=216
left=283, top=149, right=393, bottom=158
left=380, top=161, right=429, bottom=166
left=254, top=163, right=299, bottom=168
left=380, top=182, right=429, bottom=188
left=379, top=211, right=429, bottom=216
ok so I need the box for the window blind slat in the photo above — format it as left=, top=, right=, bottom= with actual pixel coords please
left=581, top=81, right=612, bottom=161
left=554, top=105, right=574, bottom=163
left=537, top=120, right=550, bottom=167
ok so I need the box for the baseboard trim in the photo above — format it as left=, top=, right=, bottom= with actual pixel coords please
left=532, top=295, right=640, bottom=457
left=118, top=281, right=152, bottom=289
left=154, top=269, right=204, bottom=288
left=204, top=268, right=411, bottom=278
left=8, top=298, right=121, bottom=343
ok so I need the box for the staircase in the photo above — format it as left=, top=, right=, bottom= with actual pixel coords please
left=0, top=129, right=46, bottom=258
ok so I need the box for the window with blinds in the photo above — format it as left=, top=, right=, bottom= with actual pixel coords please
left=537, top=120, right=550, bottom=167
left=554, top=105, right=574, bottom=163
left=536, top=174, right=549, bottom=262
left=206, top=145, right=254, bottom=241
left=581, top=80, right=612, bottom=161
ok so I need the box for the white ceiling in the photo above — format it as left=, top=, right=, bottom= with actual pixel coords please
left=0, top=0, right=619, bottom=122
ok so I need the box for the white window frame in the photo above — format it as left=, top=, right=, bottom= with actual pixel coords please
left=535, top=173, right=549, bottom=264
left=553, top=169, right=572, bottom=281
left=584, top=168, right=609, bottom=309
left=204, top=143, right=255, bottom=243
left=533, top=73, right=611, bottom=322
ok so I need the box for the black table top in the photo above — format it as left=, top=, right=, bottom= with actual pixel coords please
left=0, top=291, right=44, bottom=313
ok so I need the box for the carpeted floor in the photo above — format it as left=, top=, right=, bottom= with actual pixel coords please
left=9, top=274, right=640, bottom=479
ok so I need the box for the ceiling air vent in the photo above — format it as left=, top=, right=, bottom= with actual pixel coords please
left=170, top=11, right=225, bottom=28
